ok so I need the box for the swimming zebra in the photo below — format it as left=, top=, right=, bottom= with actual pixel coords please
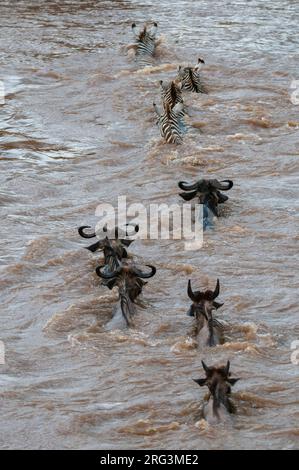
left=177, top=58, right=207, bottom=93
left=159, top=80, right=184, bottom=110
left=131, top=22, right=158, bottom=67
left=153, top=102, right=185, bottom=145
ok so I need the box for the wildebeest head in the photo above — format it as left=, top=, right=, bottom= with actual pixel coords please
left=78, top=224, right=139, bottom=256
left=193, top=360, right=240, bottom=418
left=96, top=262, right=156, bottom=326
left=187, top=279, right=224, bottom=346
left=178, top=179, right=233, bottom=216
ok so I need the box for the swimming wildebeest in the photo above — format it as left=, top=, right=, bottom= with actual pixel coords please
left=178, top=178, right=233, bottom=228
left=187, top=279, right=224, bottom=346
left=96, top=261, right=156, bottom=327
left=193, top=360, right=240, bottom=424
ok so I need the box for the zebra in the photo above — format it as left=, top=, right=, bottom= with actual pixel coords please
left=177, top=58, right=207, bottom=93
left=159, top=79, right=184, bottom=110
left=153, top=101, right=185, bottom=145
left=131, top=22, right=158, bottom=67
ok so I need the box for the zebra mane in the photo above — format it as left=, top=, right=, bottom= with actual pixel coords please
left=170, top=81, right=178, bottom=106
left=187, top=67, right=197, bottom=90
left=164, top=102, right=172, bottom=118
left=138, top=26, right=148, bottom=42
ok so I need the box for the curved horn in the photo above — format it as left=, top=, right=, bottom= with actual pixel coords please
left=78, top=225, right=96, bottom=239
left=95, top=265, right=120, bottom=279
left=214, top=180, right=234, bottom=191
left=179, top=190, right=198, bottom=202
left=132, top=265, right=156, bottom=279
left=178, top=181, right=198, bottom=191
left=86, top=241, right=102, bottom=253
left=212, top=279, right=220, bottom=299
left=201, top=360, right=210, bottom=374
left=187, top=280, right=197, bottom=301
left=224, top=360, right=230, bottom=376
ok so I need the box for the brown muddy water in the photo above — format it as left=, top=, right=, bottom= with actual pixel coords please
left=0, top=0, right=298, bottom=450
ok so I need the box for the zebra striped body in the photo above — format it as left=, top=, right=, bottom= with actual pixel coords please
left=132, top=23, right=158, bottom=67
left=154, top=102, right=185, bottom=145
left=177, top=58, right=206, bottom=93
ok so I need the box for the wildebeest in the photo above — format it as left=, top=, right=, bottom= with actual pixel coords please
left=178, top=178, right=233, bottom=228
left=193, top=360, right=240, bottom=424
left=96, top=261, right=156, bottom=327
left=187, top=279, right=224, bottom=346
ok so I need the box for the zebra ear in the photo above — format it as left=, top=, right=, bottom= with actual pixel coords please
left=195, top=58, right=205, bottom=70
left=153, top=102, right=160, bottom=116
left=132, top=23, right=137, bottom=34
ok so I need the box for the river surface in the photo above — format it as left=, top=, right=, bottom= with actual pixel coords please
left=0, top=0, right=298, bottom=450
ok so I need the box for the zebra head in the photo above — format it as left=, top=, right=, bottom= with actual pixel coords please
left=178, top=179, right=233, bottom=216
left=131, top=22, right=158, bottom=40
left=177, top=65, right=187, bottom=79
left=178, top=57, right=205, bottom=75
